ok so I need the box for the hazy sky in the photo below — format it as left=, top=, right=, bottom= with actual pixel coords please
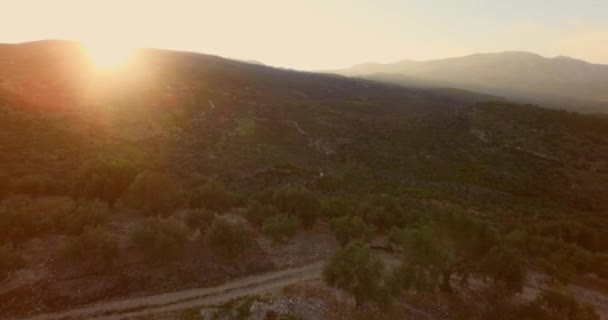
left=1, top=0, right=607, bottom=69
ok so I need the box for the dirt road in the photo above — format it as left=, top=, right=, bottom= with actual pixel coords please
left=18, top=261, right=326, bottom=320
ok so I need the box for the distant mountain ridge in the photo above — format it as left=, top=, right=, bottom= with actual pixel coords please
left=329, top=52, right=608, bottom=113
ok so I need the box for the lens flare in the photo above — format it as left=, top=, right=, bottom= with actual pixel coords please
left=83, top=40, right=134, bottom=70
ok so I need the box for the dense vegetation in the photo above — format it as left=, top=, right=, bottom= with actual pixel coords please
left=0, top=41, right=606, bottom=316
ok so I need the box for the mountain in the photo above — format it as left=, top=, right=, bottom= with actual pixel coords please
left=330, top=52, right=608, bottom=113
left=0, top=40, right=606, bottom=212
left=1, top=41, right=608, bottom=317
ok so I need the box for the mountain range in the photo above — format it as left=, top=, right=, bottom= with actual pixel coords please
left=329, top=52, right=608, bottom=113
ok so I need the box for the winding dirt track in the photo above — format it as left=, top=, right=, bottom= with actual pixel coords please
left=18, top=261, right=326, bottom=320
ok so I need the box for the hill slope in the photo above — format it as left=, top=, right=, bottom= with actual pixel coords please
left=1, top=41, right=608, bottom=317
left=330, top=52, right=608, bottom=112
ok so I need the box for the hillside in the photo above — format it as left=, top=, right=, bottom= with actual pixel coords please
left=1, top=41, right=608, bottom=319
left=330, top=52, right=608, bottom=113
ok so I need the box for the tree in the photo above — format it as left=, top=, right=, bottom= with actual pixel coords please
left=262, top=214, right=299, bottom=243
left=246, top=202, right=281, bottom=229
left=125, top=172, right=181, bottom=215
left=323, top=243, right=394, bottom=310
left=394, top=210, right=524, bottom=294
left=330, top=215, right=375, bottom=246
left=72, top=158, right=138, bottom=206
left=61, top=228, right=120, bottom=267
left=185, top=209, right=215, bottom=232
left=58, top=200, right=109, bottom=235
left=206, top=219, right=250, bottom=259
left=131, top=217, right=188, bottom=262
left=321, top=197, right=353, bottom=219
left=11, top=174, right=60, bottom=197
left=273, top=187, right=320, bottom=228
left=189, top=178, right=236, bottom=212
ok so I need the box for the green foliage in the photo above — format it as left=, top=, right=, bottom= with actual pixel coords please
left=262, top=214, right=299, bottom=243
left=508, top=231, right=594, bottom=282
left=0, top=244, right=22, bottom=280
left=185, top=209, right=215, bottom=232
left=190, top=178, right=236, bottom=212
left=394, top=210, right=523, bottom=294
left=314, top=174, right=342, bottom=192
left=273, top=186, right=320, bottom=228
left=519, top=289, right=599, bottom=320
left=330, top=215, right=375, bottom=246
left=11, top=174, right=62, bottom=197
left=57, top=200, right=109, bottom=235
left=245, top=202, right=280, bottom=229
left=61, top=228, right=120, bottom=267
left=323, top=243, right=394, bottom=310
left=131, top=217, right=188, bottom=262
left=479, top=246, right=525, bottom=294
left=206, top=219, right=250, bottom=259
left=321, top=197, right=353, bottom=219
left=72, top=158, right=138, bottom=206
left=355, top=194, right=409, bottom=230
left=125, top=172, right=181, bottom=215
left=393, top=226, right=444, bottom=291
left=0, top=195, right=75, bottom=244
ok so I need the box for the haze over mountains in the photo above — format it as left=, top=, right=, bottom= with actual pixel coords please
left=330, top=52, right=608, bottom=113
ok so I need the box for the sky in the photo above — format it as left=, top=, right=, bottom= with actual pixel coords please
left=1, top=0, right=607, bottom=70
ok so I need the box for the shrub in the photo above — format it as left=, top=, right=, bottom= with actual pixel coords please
left=61, top=228, right=119, bottom=267
left=246, top=202, right=280, bottom=229
left=131, top=217, right=188, bottom=262
left=249, top=187, right=277, bottom=205
left=125, top=172, right=181, bottom=215
left=330, top=215, right=375, bottom=246
left=314, top=174, right=342, bottom=192
left=185, top=209, right=215, bottom=232
left=72, top=158, right=138, bottom=206
left=0, top=244, right=23, bottom=280
left=321, top=197, right=353, bottom=219
left=262, top=214, right=299, bottom=243
left=0, top=195, right=74, bottom=244
left=206, top=219, right=250, bottom=259
left=11, top=174, right=61, bottom=197
left=57, top=200, right=109, bottom=235
left=323, top=243, right=394, bottom=310
left=189, top=178, right=236, bottom=212
left=273, top=187, right=320, bottom=228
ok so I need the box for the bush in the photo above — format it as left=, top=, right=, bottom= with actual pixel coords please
left=273, top=187, right=320, bottom=228
left=321, top=197, right=353, bottom=219
left=330, top=215, right=375, bottom=246
left=0, top=244, right=23, bottom=280
left=131, top=217, right=189, bottom=262
left=314, top=174, right=342, bottom=192
left=185, top=209, right=215, bottom=232
left=206, top=219, right=250, bottom=259
left=57, top=200, right=109, bottom=235
left=11, top=174, right=62, bottom=197
left=246, top=202, right=280, bottom=229
left=189, top=178, right=236, bottom=212
left=262, top=214, right=299, bottom=243
left=61, top=228, right=119, bottom=267
left=0, top=195, right=75, bottom=244
left=125, top=172, right=181, bottom=215
left=323, top=243, right=394, bottom=310
left=72, top=158, right=138, bottom=206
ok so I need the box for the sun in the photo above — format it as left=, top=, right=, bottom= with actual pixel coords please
left=83, top=40, right=134, bottom=70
